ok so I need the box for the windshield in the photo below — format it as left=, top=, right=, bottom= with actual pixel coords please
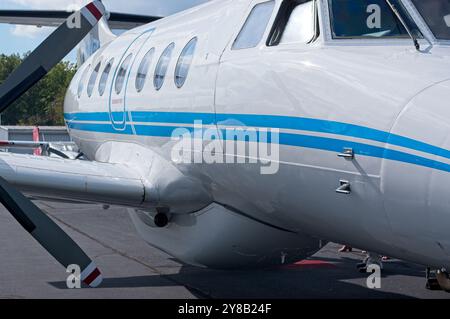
left=329, top=0, right=409, bottom=38
left=411, top=0, right=450, bottom=40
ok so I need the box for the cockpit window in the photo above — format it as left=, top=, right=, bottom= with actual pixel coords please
left=268, top=0, right=317, bottom=46
left=411, top=0, right=450, bottom=40
left=329, top=0, right=409, bottom=38
left=232, top=0, right=275, bottom=50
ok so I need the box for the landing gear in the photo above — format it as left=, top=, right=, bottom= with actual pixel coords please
left=425, top=268, right=450, bottom=292
left=357, top=261, right=368, bottom=273
left=425, top=268, right=441, bottom=290
left=357, top=252, right=383, bottom=273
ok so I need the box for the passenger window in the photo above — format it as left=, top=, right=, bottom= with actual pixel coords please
left=329, top=0, right=409, bottom=38
left=115, top=53, right=133, bottom=95
left=98, top=58, right=114, bottom=96
left=232, top=1, right=275, bottom=50
left=175, top=38, right=197, bottom=88
left=87, top=61, right=101, bottom=97
left=77, top=65, right=90, bottom=98
left=135, top=48, right=155, bottom=92
left=154, top=43, right=175, bottom=91
left=268, top=0, right=317, bottom=46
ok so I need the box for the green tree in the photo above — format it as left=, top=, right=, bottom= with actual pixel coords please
left=0, top=53, right=76, bottom=126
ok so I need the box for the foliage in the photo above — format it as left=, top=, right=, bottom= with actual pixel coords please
left=0, top=53, right=76, bottom=126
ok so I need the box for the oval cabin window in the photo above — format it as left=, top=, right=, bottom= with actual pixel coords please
left=175, top=38, right=197, bottom=88
left=154, top=43, right=175, bottom=91
left=77, top=65, right=91, bottom=98
left=115, top=53, right=133, bottom=95
left=87, top=61, right=101, bottom=97
left=98, top=58, right=114, bottom=96
left=135, top=48, right=155, bottom=92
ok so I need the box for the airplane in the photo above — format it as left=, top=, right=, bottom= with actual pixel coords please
left=0, top=0, right=450, bottom=291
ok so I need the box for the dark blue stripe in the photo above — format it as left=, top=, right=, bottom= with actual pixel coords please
left=66, top=121, right=450, bottom=174
left=64, top=111, right=450, bottom=161
left=280, top=133, right=450, bottom=173
left=215, top=113, right=450, bottom=160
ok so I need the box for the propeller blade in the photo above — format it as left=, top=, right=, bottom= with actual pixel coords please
left=0, top=177, right=102, bottom=287
left=0, top=1, right=106, bottom=112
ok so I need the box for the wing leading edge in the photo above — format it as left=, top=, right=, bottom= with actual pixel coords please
left=0, top=152, right=146, bottom=207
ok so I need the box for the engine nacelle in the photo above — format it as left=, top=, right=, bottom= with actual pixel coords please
left=129, top=203, right=323, bottom=269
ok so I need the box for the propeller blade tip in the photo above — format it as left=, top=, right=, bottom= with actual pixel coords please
left=81, top=262, right=103, bottom=288
left=86, top=272, right=103, bottom=288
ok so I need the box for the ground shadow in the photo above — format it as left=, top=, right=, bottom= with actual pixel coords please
left=50, top=256, right=424, bottom=299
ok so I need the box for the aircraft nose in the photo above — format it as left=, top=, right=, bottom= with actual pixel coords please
left=381, top=79, right=450, bottom=269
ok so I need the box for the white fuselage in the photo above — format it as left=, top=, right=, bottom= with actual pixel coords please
left=64, top=0, right=450, bottom=269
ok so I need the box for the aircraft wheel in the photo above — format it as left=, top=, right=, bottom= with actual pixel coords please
left=426, top=278, right=442, bottom=291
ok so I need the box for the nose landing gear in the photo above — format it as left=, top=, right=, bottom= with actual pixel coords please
left=426, top=267, right=450, bottom=292
left=356, top=252, right=383, bottom=273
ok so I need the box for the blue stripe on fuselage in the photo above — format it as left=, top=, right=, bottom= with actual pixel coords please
left=64, top=111, right=450, bottom=173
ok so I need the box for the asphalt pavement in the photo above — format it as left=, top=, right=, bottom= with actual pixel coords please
left=0, top=201, right=448, bottom=299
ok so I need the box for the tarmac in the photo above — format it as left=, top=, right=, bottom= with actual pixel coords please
left=0, top=200, right=449, bottom=299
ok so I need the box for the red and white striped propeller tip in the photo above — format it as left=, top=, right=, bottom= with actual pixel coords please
left=81, top=262, right=103, bottom=288
left=81, top=1, right=107, bottom=26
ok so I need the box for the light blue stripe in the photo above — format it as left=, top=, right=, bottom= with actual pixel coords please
left=67, top=122, right=134, bottom=135
left=66, top=121, right=450, bottom=174
left=64, top=112, right=131, bottom=122
left=131, top=111, right=215, bottom=125
left=65, top=112, right=110, bottom=121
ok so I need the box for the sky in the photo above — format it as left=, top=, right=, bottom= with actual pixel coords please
left=0, top=0, right=209, bottom=61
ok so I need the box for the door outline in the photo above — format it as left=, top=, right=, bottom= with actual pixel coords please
left=108, top=28, right=155, bottom=131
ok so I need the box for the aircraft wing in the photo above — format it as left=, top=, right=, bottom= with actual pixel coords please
left=0, top=152, right=146, bottom=208
left=0, top=10, right=162, bottom=29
